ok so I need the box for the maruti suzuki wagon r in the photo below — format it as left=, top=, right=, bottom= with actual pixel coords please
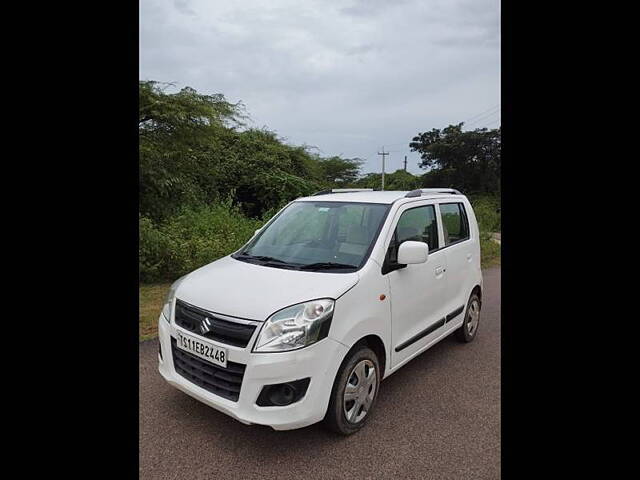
left=158, top=188, right=483, bottom=435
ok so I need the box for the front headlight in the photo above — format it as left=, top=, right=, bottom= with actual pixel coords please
left=254, top=299, right=335, bottom=352
left=161, top=275, right=186, bottom=322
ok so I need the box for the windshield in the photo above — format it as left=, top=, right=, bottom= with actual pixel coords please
left=234, top=201, right=390, bottom=272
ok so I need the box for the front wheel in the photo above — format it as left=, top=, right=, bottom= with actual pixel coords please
left=323, top=346, right=380, bottom=435
left=455, top=292, right=481, bottom=343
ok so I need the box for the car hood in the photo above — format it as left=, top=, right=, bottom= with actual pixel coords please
left=174, top=255, right=360, bottom=321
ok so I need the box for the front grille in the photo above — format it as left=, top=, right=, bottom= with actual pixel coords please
left=171, top=338, right=246, bottom=402
left=174, top=300, right=257, bottom=348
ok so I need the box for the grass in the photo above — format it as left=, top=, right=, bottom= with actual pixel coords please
left=140, top=283, right=171, bottom=341
left=480, top=233, right=501, bottom=268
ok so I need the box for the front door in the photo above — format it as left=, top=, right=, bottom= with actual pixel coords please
left=384, top=202, right=449, bottom=369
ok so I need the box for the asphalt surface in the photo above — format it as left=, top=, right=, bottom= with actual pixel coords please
left=140, top=267, right=500, bottom=480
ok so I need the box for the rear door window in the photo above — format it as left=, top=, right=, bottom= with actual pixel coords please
left=439, top=203, right=470, bottom=246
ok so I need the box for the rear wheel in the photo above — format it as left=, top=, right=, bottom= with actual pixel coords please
left=324, top=346, right=380, bottom=435
left=455, top=292, right=481, bottom=342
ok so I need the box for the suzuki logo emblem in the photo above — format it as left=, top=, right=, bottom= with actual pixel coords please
left=200, top=317, right=213, bottom=335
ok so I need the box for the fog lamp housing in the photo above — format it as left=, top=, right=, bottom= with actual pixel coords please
left=256, top=378, right=311, bottom=407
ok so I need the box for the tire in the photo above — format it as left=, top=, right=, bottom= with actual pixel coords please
left=455, top=292, right=481, bottom=343
left=323, top=346, right=380, bottom=435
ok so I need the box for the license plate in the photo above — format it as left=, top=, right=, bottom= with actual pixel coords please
left=176, top=330, right=227, bottom=368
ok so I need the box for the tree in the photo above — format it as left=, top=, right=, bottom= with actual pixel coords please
left=317, top=157, right=364, bottom=185
left=139, top=80, right=245, bottom=124
left=353, top=169, right=421, bottom=191
left=139, top=81, right=246, bottom=219
left=139, top=81, right=363, bottom=220
left=410, top=123, right=500, bottom=195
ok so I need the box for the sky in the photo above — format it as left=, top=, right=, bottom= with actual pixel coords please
left=140, top=0, right=500, bottom=175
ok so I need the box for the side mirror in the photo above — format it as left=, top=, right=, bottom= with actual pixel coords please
left=254, top=228, right=262, bottom=236
left=397, top=241, right=429, bottom=265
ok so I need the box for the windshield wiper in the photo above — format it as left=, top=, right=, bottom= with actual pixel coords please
left=299, top=262, right=358, bottom=270
left=235, top=253, right=288, bottom=263
left=235, top=253, right=302, bottom=269
left=236, top=254, right=355, bottom=270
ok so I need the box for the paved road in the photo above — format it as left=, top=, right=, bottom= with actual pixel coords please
left=140, top=267, right=500, bottom=480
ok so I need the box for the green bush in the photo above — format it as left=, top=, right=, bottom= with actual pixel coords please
left=470, top=195, right=501, bottom=267
left=479, top=232, right=501, bottom=267
left=470, top=195, right=501, bottom=233
left=139, top=203, right=264, bottom=282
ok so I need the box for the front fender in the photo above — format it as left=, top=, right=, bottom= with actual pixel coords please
left=328, top=260, right=392, bottom=377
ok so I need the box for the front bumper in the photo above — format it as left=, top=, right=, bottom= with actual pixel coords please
left=157, top=314, right=348, bottom=430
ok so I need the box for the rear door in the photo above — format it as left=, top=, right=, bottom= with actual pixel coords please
left=437, top=201, right=473, bottom=323
left=384, top=201, right=448, bottom=369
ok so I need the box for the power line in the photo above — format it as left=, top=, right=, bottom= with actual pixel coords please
left=466, top=109, right=500, bottom=128
left=463, top=104, right=500, bottom=124
left=483, top=117, right=501, bottom=128
left=466, top=115, right=501, bottom=131
left=465, top=105, right=498, bottom=123
left=466, top=109, right=500, bottom=127
left=376, top=105, right=500, bottom=152
left=366, top=107, right=499, bottom=177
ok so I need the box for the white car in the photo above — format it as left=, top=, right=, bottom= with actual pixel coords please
left=158, top=188, right=483, bottom=435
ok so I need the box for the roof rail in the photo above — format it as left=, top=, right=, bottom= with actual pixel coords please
left=312, top=188, right=374, bottom=196
left=404, top=188, right=462, bottom=198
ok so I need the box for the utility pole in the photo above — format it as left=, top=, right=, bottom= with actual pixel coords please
left=377, top=147, right=389, bottom=190
left=403, top=155, right=407, bottom=172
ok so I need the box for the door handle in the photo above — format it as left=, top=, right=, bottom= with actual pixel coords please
left=467, top=253, right=472, bottom=262
left=435, top=266, right=445, bottom=275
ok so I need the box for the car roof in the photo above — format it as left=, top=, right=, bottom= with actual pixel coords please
left=296, top=190, right=465, bottom=205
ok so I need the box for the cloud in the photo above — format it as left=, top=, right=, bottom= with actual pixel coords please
left=172, top=0, right=195, bottom=16
left=140, top=0, right=500, bottom=174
